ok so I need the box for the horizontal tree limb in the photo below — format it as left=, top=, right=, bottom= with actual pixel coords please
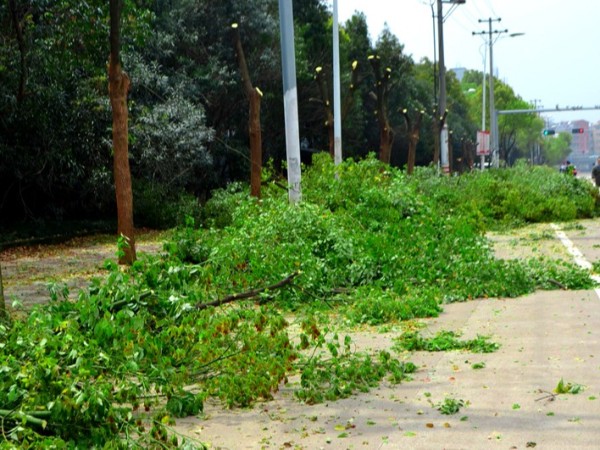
left=196, top=271, right=300, bottom=310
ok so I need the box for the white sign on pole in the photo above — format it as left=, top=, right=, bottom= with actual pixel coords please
left=476, top=130, right=490, bottom=156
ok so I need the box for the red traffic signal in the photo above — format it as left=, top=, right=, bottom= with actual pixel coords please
left=572, top=128, right=584, bottom=134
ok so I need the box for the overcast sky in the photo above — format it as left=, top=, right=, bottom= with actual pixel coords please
left=331, top=0, right=600, bottom=125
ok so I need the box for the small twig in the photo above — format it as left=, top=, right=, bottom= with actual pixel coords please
left=196, top=271, right=300, bottom=310
left=534, top=390, right=557, bottom=402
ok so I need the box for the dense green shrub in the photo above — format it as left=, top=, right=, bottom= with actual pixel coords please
left=133, top=179, right=202, bottom=229
left=411, top=160, right=598, bottom=228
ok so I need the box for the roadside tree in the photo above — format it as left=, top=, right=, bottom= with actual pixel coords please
left=109, top=0, right=136, bottom=264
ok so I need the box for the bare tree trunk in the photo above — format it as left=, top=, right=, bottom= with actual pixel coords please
left=248, top=90, right=262, bottom=197
left=379, top=119, right=394, bottom=164
left=432, top=109, right=447, bottom=166
left=0, top=262, right=5, bottom=318
left=341, top=61, right=360, bottom=120
left=8, top=0, right=26, bottom=102
left=369, top=55, right=394, bottom=164
left=463, top=139, right=475, bottom=172
left=109, top=0, right=136, bottom=265
left=232, top=24, right=263, bottom=198
left=313, top=67, right=334, bottom=158
left=402, top=109, right=424, bottom=175
left=432, top=118, right=440, bottom=165
left=314, top=62, right=360, bottom=159
left=448, top=130, right=453, bottom=173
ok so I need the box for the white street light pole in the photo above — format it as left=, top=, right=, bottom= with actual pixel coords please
left=332, top=0, right=342, bottom=165
left=278, top=0, right=302, bottom=203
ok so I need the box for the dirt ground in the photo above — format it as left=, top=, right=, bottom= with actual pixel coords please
left=0, top=229, right=165, bottom=309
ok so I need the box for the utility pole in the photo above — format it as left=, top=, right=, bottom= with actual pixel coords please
left=278, top=0, right=302, bottom=203
left=430, top=2, right=437, bottom=104
left=437, top=0, right=449, bottom=174
left=480, top=43, right=487, bottom=171
left=436, top=0, right=465, bottom=175
left=474, top=18, right=505, bottom=168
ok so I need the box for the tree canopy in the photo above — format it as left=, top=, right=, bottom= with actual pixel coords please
left=0, top=0, right=547, bottom=226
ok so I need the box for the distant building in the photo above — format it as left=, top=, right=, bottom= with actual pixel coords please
left=591, top=121, right=600, bottom=155
left=571, top=120, right=590, bottom=154
left=554, top=120, right=591, bottom=154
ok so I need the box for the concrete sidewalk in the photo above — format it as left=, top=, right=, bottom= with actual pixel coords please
left=176, top=223, right=600, bottom=450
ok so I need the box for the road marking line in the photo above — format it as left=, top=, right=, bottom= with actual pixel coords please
left=551, top=223, right=600, bottom=297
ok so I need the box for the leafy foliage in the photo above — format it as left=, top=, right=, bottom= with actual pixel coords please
left=393, top=330, right=500, bottom=353
left=410, top=160, right=597, bottom=229
left=1, top=155, right=598, bottom=446
left=554, top=378, right=584, bottom=395
left=436, top=397, right=466, bottom=415
left=295, top=335, right=417, bottom=404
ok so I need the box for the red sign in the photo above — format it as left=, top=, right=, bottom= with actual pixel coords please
left=476, top=130, right=490, bottom=156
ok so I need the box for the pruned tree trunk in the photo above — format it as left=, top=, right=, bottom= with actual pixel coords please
left=341, top=61, right=360, bottom=119
left=432, top=109, right=447, bottom=166
left=448, top=130, right=453, bottom=173
left=232, top=23, right=263, bottom=198
left=109, top=0, right=136, bottom=265
left=463, top=139, right=475, bottom=171
left=402, top=109, right=424, bottom=175
left=369, top=55, right=394, bottom=164
left=502, top=129, right=517, bottom=166
left=313, top=62, right=360, bottom=159
left=313, top=67, right=334, bottom=158
left=248, top=90, right=262, bottom=197
left=0, top=262, right=6, bottom=319
left=8, top=0, right=26, bottom=102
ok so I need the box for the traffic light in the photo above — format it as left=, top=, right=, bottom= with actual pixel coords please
left=543, top=129, right=555, bottom=136
left=572, top=128, right=584, bottom=134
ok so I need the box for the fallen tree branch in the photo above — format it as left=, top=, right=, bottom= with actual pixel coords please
left=546, top=278, right=566, bottom=290
left=196, top=271, right=300, bottom=310
left=0, top=409, right=51, bottom=428
left=534, top=389, right=557, bottom=402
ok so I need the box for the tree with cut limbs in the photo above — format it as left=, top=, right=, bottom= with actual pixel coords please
left=7, top=0, right=26, bottom=102
left=432, top=108, right=448, bottom=166
left=313, top=62, right=360, bottom=158
left=402, top=108, right=424, bottom=174
left=232, top=23, right=263, bottom=198
left=369, top=55, right=394, bottom=164
left=109, top=0, right=136, bottom=264
left=0, top=262, right=5, bottom=319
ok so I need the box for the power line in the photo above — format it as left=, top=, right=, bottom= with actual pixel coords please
left=473, top=17, right=505, bottom=168
left=483, top=0, right=498, bottom=17
left=470, top=0, right=487, bottom=19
